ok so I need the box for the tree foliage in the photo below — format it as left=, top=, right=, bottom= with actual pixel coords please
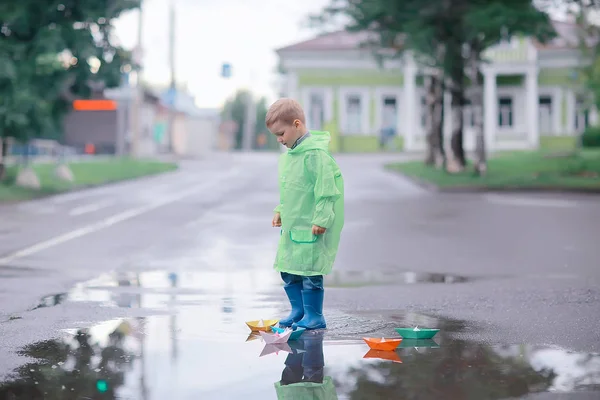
left=311, top=0, right=555, bottom=170
left=0, top=0, right=139, bottom=144
left=221, top=89, right=274, bottom=150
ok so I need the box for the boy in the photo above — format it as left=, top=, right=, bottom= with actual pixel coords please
left=266, top=98, right=345, bottom=330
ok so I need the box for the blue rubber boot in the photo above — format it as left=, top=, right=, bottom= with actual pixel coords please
left=302, top=331, right=325, bottom=383
left=292, top=289, right=326, bottom=330
left=278, top=283, right=304, bottom=327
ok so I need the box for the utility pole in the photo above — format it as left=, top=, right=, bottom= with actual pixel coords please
left=130, top=0, right=144, bottom=157
left=243, top=92, right=256, bottom=151
left=166, top=0, right=176, bottom=154
left=242, top=70, right=256, bottom=151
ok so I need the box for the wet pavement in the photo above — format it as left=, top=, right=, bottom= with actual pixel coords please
left=1, top=269, right=599, bottom=399
left=1, top=153, right=600, bottom=399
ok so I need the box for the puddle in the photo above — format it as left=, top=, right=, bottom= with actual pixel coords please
left=30, top=293, right=68, bottom=311
left=2, top=270, right=599, bottom=399
left=0, top=315, right=598, bottom=399
left=325, top=270, right=472, bottom=288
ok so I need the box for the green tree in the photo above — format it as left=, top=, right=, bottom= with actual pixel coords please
left=311, top=0, right=554, bottom=174
left=0, top=0, right=138, bottom=178
left=222, top=90, right=276, bottom=150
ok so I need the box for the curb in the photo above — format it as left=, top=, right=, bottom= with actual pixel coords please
left=0, top=164, right=180, bottom=206
left=390, top=170, right=600, bottom=195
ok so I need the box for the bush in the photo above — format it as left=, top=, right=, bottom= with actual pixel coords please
left=581, top=126, right=600, bottom=148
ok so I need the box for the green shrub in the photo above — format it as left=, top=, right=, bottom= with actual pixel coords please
left=581, top=126, right=600, bottom=148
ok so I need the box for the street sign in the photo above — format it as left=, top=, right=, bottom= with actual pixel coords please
left=163, top=87, right=177, bottom=106
left=221, top=63, right=232, bottom=78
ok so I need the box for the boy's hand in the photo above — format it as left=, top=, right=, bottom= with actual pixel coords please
left=272, top=213, right=281, bottom=227
left=312, top=225, right=326, bottom=235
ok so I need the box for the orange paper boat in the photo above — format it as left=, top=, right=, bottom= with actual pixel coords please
left=363, top=349, right=403, bottom=363
left=363, top=337, right=402, bottom=351
left=245, top=319, right=278, bottom=332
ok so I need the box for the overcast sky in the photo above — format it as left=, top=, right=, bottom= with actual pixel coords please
left=113, top=0, right=331, bottom=109
left=112, top=1, right=575, bottom=110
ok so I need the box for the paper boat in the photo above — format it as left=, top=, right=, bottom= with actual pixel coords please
left=245, top=333, right=260, bottom=342
left=363, top=349, right=403, bottom=363
left=259, top=329, right=293, bottom=344
left=259, top=343, right=292, bottom=357
left=397, top=338, right=440, bottom=348
left=245, top=319, right=278, bottom=332
left=271, top=326, right=306, bottom=340
left=363, top=337, right=402, bottom=351
left=395, top=327, right=439, bottom=339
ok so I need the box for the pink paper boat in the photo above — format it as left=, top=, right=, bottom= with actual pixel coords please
left=259, top=343, right=292, bottom=357
left=259, top=329, right=293, bottom=344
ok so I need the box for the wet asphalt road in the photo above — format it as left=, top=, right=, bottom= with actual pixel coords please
left=0, top=152, right=599, bottom=399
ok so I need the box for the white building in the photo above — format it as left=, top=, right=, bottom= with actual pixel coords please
left=276, top=20, right=597, bottom=153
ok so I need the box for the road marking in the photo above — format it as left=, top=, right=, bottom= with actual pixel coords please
left=0, top=168, right=241, bottom=266
left=69, top=200, right=115, bottom=216
left=484, top=194, right=578, bottom=208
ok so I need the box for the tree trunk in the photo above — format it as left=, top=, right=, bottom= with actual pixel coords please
left=0, top=137, right=7, bottom=181
left=425, top=74, right=445, bottom=168
left=469, top=52, right=486, bottom=176
left=446, top=77, right=467, bottom=173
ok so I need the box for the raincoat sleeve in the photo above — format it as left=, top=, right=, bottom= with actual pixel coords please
left=274, top=204, right=282, bottom=214
left=305, top=151, right=341, bottom=229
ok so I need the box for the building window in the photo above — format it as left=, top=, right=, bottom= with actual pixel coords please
left=345, top=94, right=363, bottom=134
left=539, top=96, right=553, bottom=133
left=381, top=96, right=397, bottom=130
left=463, top=99, right=476, bottom=127
left=498, top=97, right=513, bottom=127
left=575, top=96, right=589, bottom=131
left=308, top=93, right=324, bottom=130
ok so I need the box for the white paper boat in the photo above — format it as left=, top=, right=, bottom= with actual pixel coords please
left=259, top=328, right=293, bottom=344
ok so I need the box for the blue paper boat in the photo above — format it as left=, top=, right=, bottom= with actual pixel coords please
left=271, top=326, right=305, bottom=340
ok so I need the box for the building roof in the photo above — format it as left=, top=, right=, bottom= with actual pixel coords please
left=276, top=20, right=590, bottom=53
left=533, top=19, right=596, bottom=49
left=276, top=30, right=376, bottom=52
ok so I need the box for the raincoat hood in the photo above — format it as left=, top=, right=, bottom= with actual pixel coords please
left=289, top=131, right=331, bottom=154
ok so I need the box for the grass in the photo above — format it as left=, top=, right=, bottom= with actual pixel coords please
left=386, top=149, right=600, bottom=191
left=0, top=157, right=178, bottom=202
left=539, top=135, right=578, bottom=152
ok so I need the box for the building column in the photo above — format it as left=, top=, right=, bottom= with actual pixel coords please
left=288, top=71, right=298, bottom=101
left=526, top=66, right=539, bottom=148
left=553, top=88, right=562, bottom=136
left=483, top=67, right=497, bottom=151
left=566, top=90, right=576, bottom=135
left=590, top=105, right=598, bottom=126
left=402, top=55, right=417, bottom=151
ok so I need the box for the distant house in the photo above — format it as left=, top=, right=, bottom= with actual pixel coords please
left=62, top=84, right=219, bottom=158
left=157, top=89, right=220, bottom=158
left=276, top=20, right=598, bottom=153
left=63, top=89, right=160, bottom=155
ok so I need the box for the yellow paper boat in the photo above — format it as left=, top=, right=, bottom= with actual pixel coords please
left=245, top=319, right=279, bottom=332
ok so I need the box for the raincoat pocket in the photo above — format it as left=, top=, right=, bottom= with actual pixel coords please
left=289, top=229, right=320, bottom=267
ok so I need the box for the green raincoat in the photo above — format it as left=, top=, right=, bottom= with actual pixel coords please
left=274, top=377, right=339, bottom=400
left=273, top=130, right=344, bottom=276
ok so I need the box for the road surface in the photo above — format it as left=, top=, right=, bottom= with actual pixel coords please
left=0, top=152, right=599, bottom=399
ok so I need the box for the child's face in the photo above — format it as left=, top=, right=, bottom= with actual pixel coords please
left=268, top=119, right=304, bottom=148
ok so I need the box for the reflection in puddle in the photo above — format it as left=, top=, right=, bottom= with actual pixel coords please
left=0, top=315, right=599, bottom=399
left=325, top=270, right=472, bottom=287
left=31, top=293, right=68, bottom=310
left=1, top=270, right=598, bottom=399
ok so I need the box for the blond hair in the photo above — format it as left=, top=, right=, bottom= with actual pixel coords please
left=265, top=98, right=305, bottom=127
